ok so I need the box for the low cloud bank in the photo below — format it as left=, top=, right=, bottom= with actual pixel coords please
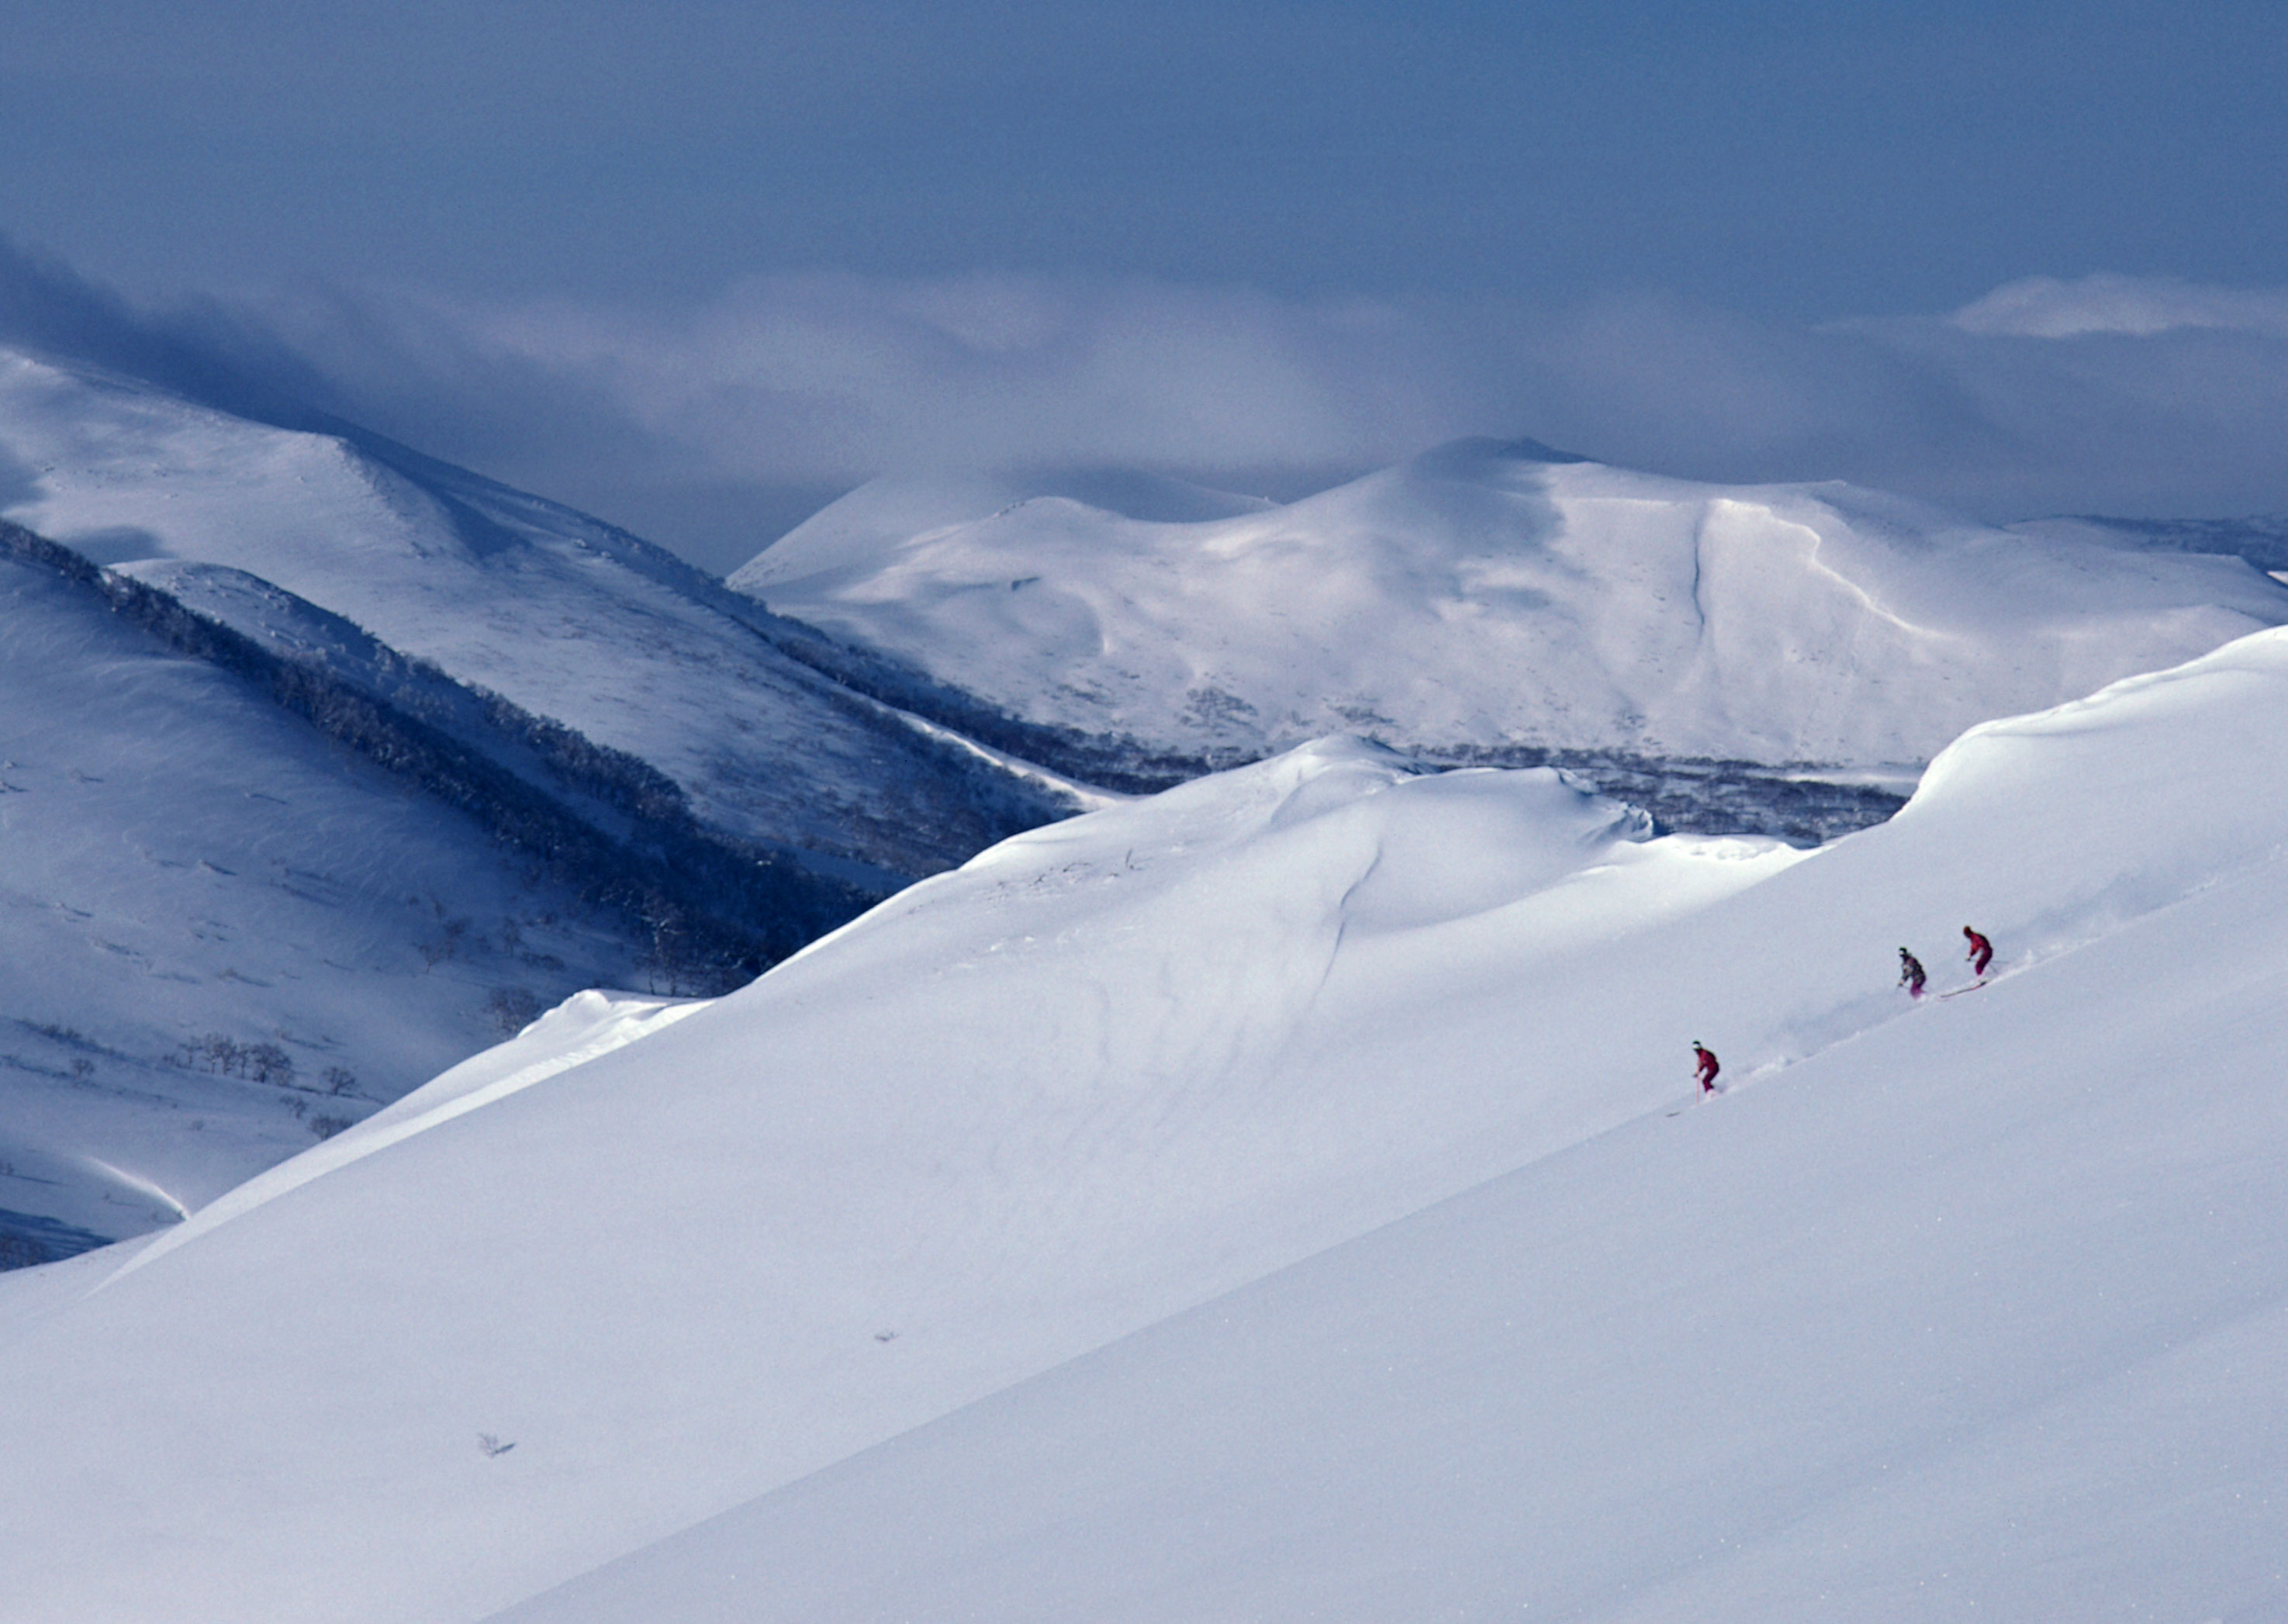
left=4, top=241, right=2285, bottom=574
left=1951, top=274, right=2288, bottom=340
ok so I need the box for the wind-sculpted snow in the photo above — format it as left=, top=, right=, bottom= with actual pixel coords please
left=0, top=348, right=1075, bottom=880
left=8, top=626, right=2288, bottom=1619
left=731, top=438, right=2288, bottom=775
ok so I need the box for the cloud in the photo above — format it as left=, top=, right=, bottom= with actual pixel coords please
left=4, top=240, right=2286, bottom=574
left=1949, top=273, right=2288, bottom=339
left=269, top=271, right=2288, bottom=530
left=272, top=275, right=1509, bottom=479
left=231, top=274, right=1549, bottom=567
left=0, top=234, right=331, bottom=426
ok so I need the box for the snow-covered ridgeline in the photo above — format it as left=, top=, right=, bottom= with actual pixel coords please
left=0, top=507, right=907, bottom=1266
left=730, top=439, right=2288, bottom=778
left=6, top=624, right=2288, bottom=1619
left=0, top=341, right=1108, bottom=1274
left=0, top=347, right=1076, bottom=881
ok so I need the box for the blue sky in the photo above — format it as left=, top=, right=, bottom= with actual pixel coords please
left=2, top=1, right=2285, bottom=568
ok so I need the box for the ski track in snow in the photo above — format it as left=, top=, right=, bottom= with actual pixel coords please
left=3, top=624, right=2288, bottom=1619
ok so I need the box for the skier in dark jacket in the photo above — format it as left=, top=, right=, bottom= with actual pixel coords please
left=1898, top=948, right=1927, bottom=998
left=1692, top=1041, right=1721, bottom=1094
left=1963, top=926, right=1993, bottom=979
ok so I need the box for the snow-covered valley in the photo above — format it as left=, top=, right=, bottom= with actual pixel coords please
left=5, top=617, right=2288, bottom=1619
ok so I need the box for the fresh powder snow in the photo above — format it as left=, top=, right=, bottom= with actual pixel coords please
left=3, top=627, right=2287, bottom=1619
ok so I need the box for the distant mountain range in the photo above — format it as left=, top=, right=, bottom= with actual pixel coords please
left=2009, top=510, right=2288, bottom=571
left=0, top=348, right=1079, bottom=883
left=728, top=440, right=2288, bottom=822
left=7, top=340, right=2288, bottom=1270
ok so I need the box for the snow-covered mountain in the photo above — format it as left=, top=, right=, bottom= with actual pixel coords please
left=0, top=523, right=651, bottom=1266
left=5, top=621, right=2288, bottom=1620
left=729, top=439, right=2288, bottom=795
left=0, top=345, right=1091, bottom=1266
left=0, top=347, right=1077, bottom=883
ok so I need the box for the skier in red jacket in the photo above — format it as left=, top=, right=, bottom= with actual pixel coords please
left=1963, top=926, right=1993, bottom=980
left=1899, top=948, right=1927, bottom=998
left=1692, top=1041, right=1721, bottom=1094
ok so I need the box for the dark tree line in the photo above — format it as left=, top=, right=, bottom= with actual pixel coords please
left=741, top=598, right=1906, bottom=841
left=171, top=1033, right=296, bottom=1084
left=732, top=603, right=1253, bottom=794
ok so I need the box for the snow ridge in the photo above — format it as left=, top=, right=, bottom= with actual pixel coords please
left=0, top=347, right=1080, bottom=882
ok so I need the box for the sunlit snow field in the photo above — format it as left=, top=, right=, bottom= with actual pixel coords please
left=3, top=627, right=2286, bottom=1620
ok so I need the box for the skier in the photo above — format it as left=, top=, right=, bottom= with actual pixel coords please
left=1692, top=1041, right=1721, bottom=1094
left=1898, top=947, right=1927, bottom=999
left=1963, top=925, right=1993, bottom=980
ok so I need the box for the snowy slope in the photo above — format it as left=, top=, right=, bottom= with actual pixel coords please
left=0, top=534, right=640, bottom=1264
left=0, top=348, right=1072, bottom=880
left=731, top=437, right=2288, bottom=772
left=509, top=866, right=2288, bottom=1624
left=6, top=624, right=2288, bottom=1619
